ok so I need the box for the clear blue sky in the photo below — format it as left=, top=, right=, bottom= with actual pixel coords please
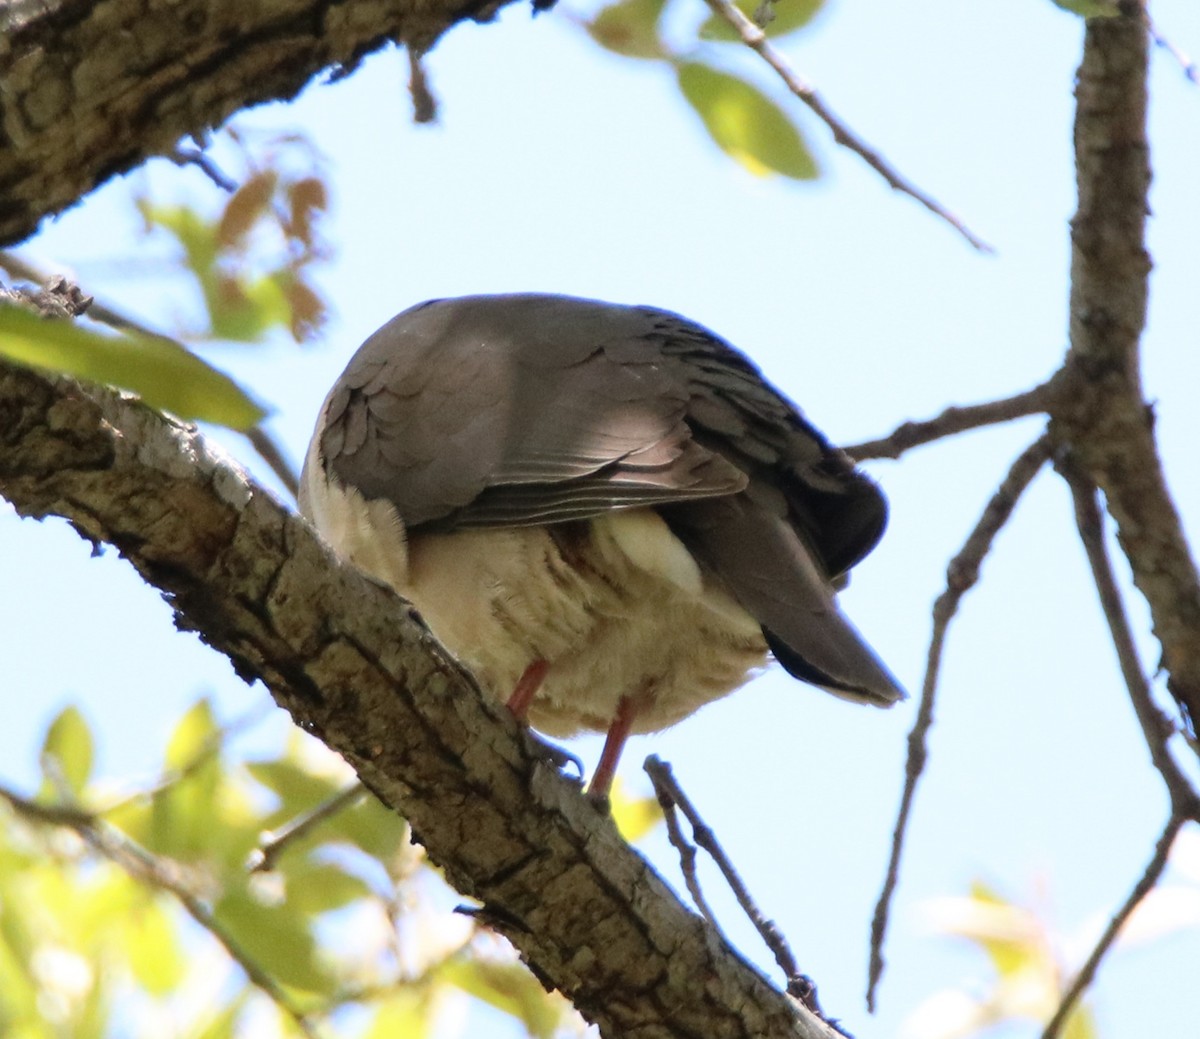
left=3, top=1, right=1199, bottom=1036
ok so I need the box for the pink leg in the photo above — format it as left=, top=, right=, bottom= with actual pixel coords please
left=506, top=660, right=548, bottom=719
left=588, top=696, right=637, bottom=802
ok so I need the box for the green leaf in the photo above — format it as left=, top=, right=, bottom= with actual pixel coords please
left=441, top=958, right=566, bottom=1039
left=700, top=0, right=824, bottom=42
left=203, top=270, right=291, bottom=343
left=247, top=760, right=343, bottom=820
left=283, top=861, right=371, bottom=915
left=587, top=0, right=669, bottom=60
left=609, top=781, right=661, bottom=843
left=149, top=700, right=229, bottom=861
left=213, top=887, right=331, bottom=995
left=41, top=706, right=93, bottom=798
left=958, top=883, right=1046, bottom=979
left=675, top=62, right=818, bottom=179
left=166, top=700, right=220, bottom=772
left=1062, top=1003, right=1099, bottom=1039
left=191, top=992, right=250, bottom=1039
left=363, top=990, right=429, bottom=1039
left=139, top=202, right=219, bottom=282
left=124, top=899, right=185, bottom=995
left=1049, top=0, right=1119, bottom=17
left=326, top=794, right=410, bottom=862
left=0, top=305, right=266, bottom=431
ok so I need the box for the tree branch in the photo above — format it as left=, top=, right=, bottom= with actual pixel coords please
left=867, top=434, right=1052, bottom=1010
left=0, top=0, right=512, bottom=247
left=1040, top=812, right=1185, bottom=1039
left=1062, top=469, right=1200, bottom=815
left=0, top=781, right=327, bottom=1039
left=0, top=356, right=835, bottom=1039
left=843, top=381, right=1054, bottom=462
left=1047, top=6, right=1200, bottom=732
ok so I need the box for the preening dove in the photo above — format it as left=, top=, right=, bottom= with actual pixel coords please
left=300, top=294, right=904, bottom=798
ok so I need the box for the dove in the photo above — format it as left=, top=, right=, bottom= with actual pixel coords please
left=300, top=294, right=904, bottom=799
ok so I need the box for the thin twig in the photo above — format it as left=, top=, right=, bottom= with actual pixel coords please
left=1040, top=813, right=1186, bottom=1039
left=699, top=0, right=992, bottom=251
left=408, top=46, right=438, bottom=124
left=249, top=784, right=368, bottom=872
left=1061, top=468, right=1200, bottom=815
left=0, top=251, right=299, bottom=497
left=168, top=145, right=238, bottom=193
left=645, top=756, right=825, bottom=1016
left=245, top=426, right=299, bottom=498
left=1148, top=16, right=1198, bottom=84
left=648, top=765, right=723, bottom=932
left=0, top=782, right=326, bottom=1038
left=867, top=434, right=1052, bottom=1010
left=844, top=381, right=1054, bottom=461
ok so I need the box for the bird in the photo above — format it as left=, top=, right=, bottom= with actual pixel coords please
left=299, top=293, right=904, bottom=800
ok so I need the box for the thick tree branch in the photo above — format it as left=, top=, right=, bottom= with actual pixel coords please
left=1047, top=7, right=1200, bottom=731
left=0, top=0, right=512, bottom=247
left=0, top=356, right=841, bottom=1039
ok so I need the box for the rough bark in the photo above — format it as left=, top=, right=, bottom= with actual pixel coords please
left=1047, top=8, right=1200, bottom=729
left=0, top=0, right=511, bottom=247
left=0, top=357, right=843, bottom=1039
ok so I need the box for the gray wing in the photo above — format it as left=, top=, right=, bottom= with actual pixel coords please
left=320, top=295, right=750, bottom=529
left=317, top=293, right=903, bottom=704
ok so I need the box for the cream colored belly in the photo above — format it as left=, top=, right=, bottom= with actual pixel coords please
left=302, top=463, right=768, bottom=736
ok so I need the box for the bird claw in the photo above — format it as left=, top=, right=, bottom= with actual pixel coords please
left=524, top=731, right=585, bottom=783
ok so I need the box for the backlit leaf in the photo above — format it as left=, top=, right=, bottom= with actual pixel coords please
left=676, top=62, right=818, bottom=179
left=284, top=861, right=372, bottom=914
left=124, top=899, right=185, bottom=995
left=587, top=0, right=669, bottom=60
left=326, top=794, right=410, bottom=862
left=609, top=781, right=661, bottom=843
left=0, top=305, right=266, bottom=430
left=41, top=706, right=93, bottom=798
left=214, top=887, right=331, bottom=994
left=441, top=957, right=567, bottom=1039
left=364, top=990, right=429, bottom=1039
left=166, top=700, right=220, bottom=772
left=1049, top=0, right=1119, bottom=17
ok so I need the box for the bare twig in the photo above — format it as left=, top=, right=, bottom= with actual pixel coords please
left=1148, top=16, right=1198, bottom=84
left=844, top=381, right=1055, bottom=461
left=245, top=426, right=300, bottom=498
left=249, top=783, right=367, bottom=872
left=168, top=145, right=238, bottom=193
left=0, top=251, right=300, bottom=498
left=0, top=782, right=326, bottom=1039
left=644, top=756, right=827, bottom=1018
left=1040, top=813, right=1186, bottom=1039
left=648, top=763, right=723, bottom=933
left=1062, top=470, right=1200, bottom=815
left=408, top=46, right=438, bottom=124
left=868, top=434, right=1052, bottom=1009
left=698, top=0, right=991, bottom=251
